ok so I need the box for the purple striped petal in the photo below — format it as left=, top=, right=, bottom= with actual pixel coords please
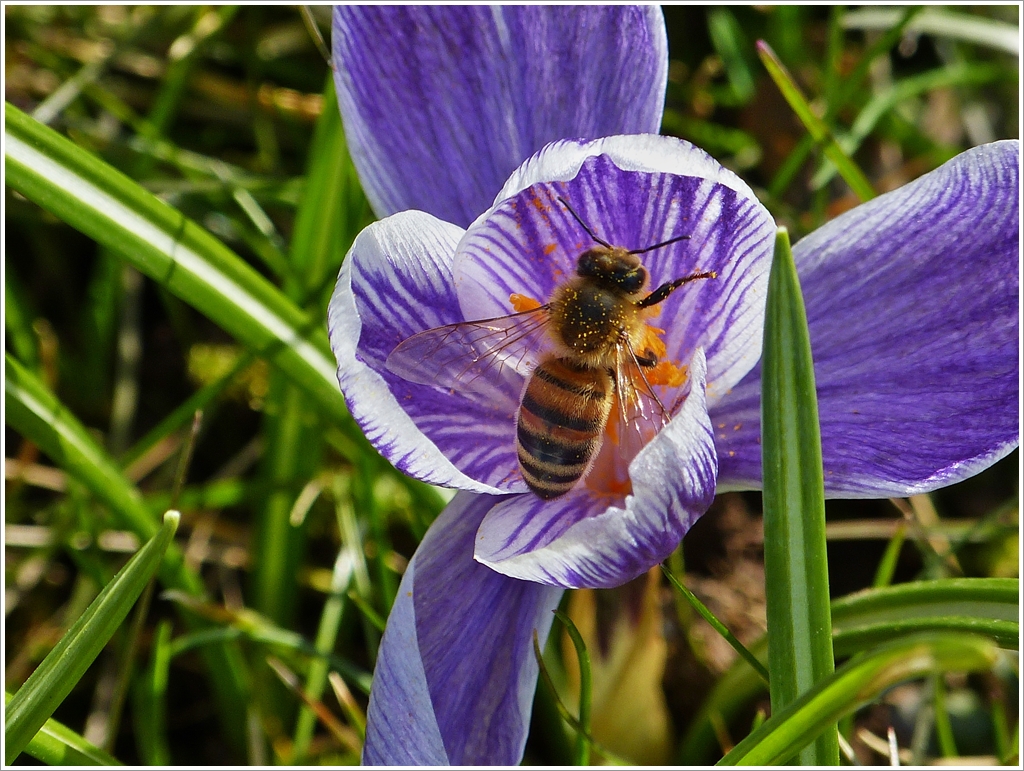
left=714, top=140, right=1019, bottom=496
left=332, top=6, right=668, bottom=226
left=456, top=136, right=778, bottom=406
left=364, top=492, right=563, bottom=765
left=328, top=212, right=508, bottom=493
left=475, top=350, right=717, bottom=589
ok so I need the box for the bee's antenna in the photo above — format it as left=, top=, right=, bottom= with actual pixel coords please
left=557, top=196, right=613, bottom=249
left=629, top=233, right=691, bottom=255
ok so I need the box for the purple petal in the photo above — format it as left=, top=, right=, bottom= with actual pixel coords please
left=456, top=136, right=778, bottom=405
left=364, top=492, right=563, bottom=765
left=332, top=6, right=668, bottom=226
left=328, top=212, right=508, bottom=493
left=714, top=140, right=1019, bottom=496
left=475, top=349, right=717, bottom=588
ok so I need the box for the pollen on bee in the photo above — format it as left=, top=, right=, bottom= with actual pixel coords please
left=509, top=293, right=542, bottom=312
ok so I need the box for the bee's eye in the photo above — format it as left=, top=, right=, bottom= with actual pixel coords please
left=577, top=250, right=605, bottom=278
left=619, top=266, right=646, bottom=293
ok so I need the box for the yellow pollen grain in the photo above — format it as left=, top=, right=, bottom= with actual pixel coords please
left=543, top=243, right=557, bottom=255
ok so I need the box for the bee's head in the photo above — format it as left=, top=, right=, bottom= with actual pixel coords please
left=576, top=247, right=647, bottom=293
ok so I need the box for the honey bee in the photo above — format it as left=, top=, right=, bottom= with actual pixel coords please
left=386, top=197, right=716, bottom=499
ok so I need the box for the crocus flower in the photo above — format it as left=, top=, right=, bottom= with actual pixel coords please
left=328, top=7, right=1019, bottom=765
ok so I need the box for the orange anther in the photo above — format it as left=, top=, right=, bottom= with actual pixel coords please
left=509, top=293, right=542, bottom=312
left=646, top=361, right=688, bottom=387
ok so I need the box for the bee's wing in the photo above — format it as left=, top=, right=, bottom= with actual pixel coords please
left=385, top=307, right=552, bottom=395
left=610, top=341, right=671, bottom=458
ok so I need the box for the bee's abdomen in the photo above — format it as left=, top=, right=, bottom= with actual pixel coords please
left=516, top=359, right=612, bottom=499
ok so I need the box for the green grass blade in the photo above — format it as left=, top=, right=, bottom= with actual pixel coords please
left=872, top=524, right=907, bottom=588
left=811, top=62, right=1008, bottom=190
left=756, top=41, right=875, bottom=202
left=760, top=228, right=837, bottom=765
left=842, top=7, right=1021, bottom=56
left=555, top=611, right=593, bottom=766
left=4, top=692, right=121, bottom=766
left=716, top=632, right=1000, bottom=766
left=292, top=544, right=356, bottom=762
left=4, top=102, right=351, bottom=429
left=707, top=7, right=755, bottom=103
left=768, top=7, right=922, bottom=200
left=131, top=619, right=172, bottom=765
left=5, top=512, right=179, bottom=763
left=4, top=269, right=41, bottom=371
left=677, top=577, right=1018, bottom=764
left=6, top=352, right=159, bottom=539
left=660, top=563, right=769, bottom=686
left=831, top=577, right=1019, bottom=654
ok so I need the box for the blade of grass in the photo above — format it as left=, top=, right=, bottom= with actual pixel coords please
left=717, top=633, right=1000, bottom=766
left=660, top=563, right=769, bottom=686
left=267, top=657, right=362, bottom=756
left=760, top=227, right=837, bottom=764
left=5, top=512, right=179, bottom=763
left=872, top=524, right=907, bottom=588
left=768, top=6, right=922, bottom=199
left=831, top=577, right=1019, bottom=653
left=5, top=268, right=41, bottom=371
left=131, top=619, right=172, bottom=765
left=707, top=7, right=755, bottom=103
left=292, top=546, right=356, bottom=762
left=842, top=7, right=1021, bottom=56
left=810, top=62, right=1007, bottom=190
left=4, top=103, right=353, bottom=430
left=4, top=692, right=121, bottom=766
left=756, top=41, right=875, bottom=202
left=932, top=673, right=958, bottom=758
left=555, top=610, right=593, bottom=766
left=531, top=631, right=630, bottom=766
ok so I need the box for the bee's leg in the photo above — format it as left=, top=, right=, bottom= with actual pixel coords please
left=637, top=270, right=717, bottom=309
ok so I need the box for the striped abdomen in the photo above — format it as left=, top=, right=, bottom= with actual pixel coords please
left=516, top=358, right=613, bottom=499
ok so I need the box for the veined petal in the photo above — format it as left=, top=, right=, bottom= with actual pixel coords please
left=714, top=140, right=1019, bottom=496
left=456, top=136, right=777, bottom=405
left=328, top=212, right=506, bottom=493
left=476, top=350, right=717, bottom=588
left=332, top=6, right=668, bottom=226
left=364, top=492, right=563, bottom=765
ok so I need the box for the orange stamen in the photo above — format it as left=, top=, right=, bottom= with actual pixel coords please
left=641, top=324, right=668, bottom=360
left=509, top=293, right=542, bottom=312
left=646, top=361, right=688, bottom=387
